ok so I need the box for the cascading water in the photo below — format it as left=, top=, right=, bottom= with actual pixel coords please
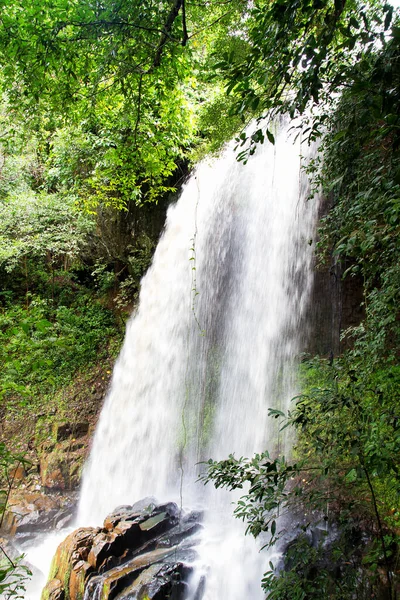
left=27, top=119, right=318, bottom=599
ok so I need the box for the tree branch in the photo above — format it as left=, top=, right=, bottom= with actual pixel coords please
left=134, top=73, right=144, bottom=147
left=0, top=544, right=15, bottom=569
left=182, top=0, right=189, bottom=46
left=151, top=0, right=184, bottom=70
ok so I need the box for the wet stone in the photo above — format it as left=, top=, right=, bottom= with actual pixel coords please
left=41, top=499, right=203, bottom=600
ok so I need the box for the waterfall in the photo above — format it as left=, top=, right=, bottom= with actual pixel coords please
left=76, top=119, right=318, bottom=597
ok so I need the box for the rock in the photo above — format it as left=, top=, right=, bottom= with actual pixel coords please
left=42, top=578, right=65, bottom=600
left=40, top=444, right=85, bottom=491
left=45, top=527, right=99, bottom=600
left=9, top=464, right=27, bottom=481
left=1, top=491, right=76, bottom=543
left=35, top=417, right=89, bottom=492
left=42, top=500, right=203, bottom=600
left=53, top=423, right=89, bottom=442
left=87, top=555, right=192, bottom=600
left=41, top=457, right=66, bottom=490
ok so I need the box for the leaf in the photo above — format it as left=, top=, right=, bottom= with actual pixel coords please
left=349, top=16, right=359, bottom=29
left=35, top=320, right=53, bottom=333
left=384, top=7, right=393, bottom=30
left=268, top=408, right=285, bottom=418
left=271, top=520, right=276, bottom=536
left=266, top=129, right=275, bottom=145
left=345, top=468, right=358, bottom=483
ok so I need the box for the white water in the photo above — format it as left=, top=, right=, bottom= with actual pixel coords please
left=27, top=119, right=318, bottom=599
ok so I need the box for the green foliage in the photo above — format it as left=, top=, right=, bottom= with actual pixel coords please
left=314, top=29, right=400, bottom=364
left=203, top=451, right=298, bottom=544
left=190, top=85, right=247, bottom=161
left=0, top=553, right=31, bottom=600
left=0, top=0, right=249, bottom=207
left=262, top=527, right=373, bottom=600
left=216, top=0, right=398, bottom=158
left=0, top=2, right=398, bottom=598
left=296, top=357, right=400, bottom=499
left=0, top=443, right=32, bottom=599
left=0, top=192, right=94, bottom=274
left=0, top=296, right=119, bottom=406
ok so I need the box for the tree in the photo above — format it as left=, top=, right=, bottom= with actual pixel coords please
left=214, top=0, right=397, bottom=157
left=0, top=0, right=248, bottom=205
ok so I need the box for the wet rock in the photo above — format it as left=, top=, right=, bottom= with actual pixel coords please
left=192, top=574, right=206, bottom=600
left=103, top=498, right=158, bottom=530
left=1, top=492, right=76, bottom=543
left=88, top=557, right=192, bottom=600
left=42, top=578, right=65, bottom=600
left=42, top=500, right=202, bottom=600
left=46, top=527, right=99, bottom=600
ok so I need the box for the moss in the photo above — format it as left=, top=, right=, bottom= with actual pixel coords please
left=70, top=567, right=86, bottom=600
left=63, top=563, right=72, bottom=600
left=41, top=586, right=50, bottom=600
left=101, top=580, right=111, bottom=599
left=41, top=579, right=65, bottom=600
left=35, top=416, right=57, bottom=453
left=48, top=553, right=59, bottom=581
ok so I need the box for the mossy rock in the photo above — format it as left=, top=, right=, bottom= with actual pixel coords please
left=43, top=527, right=98, bottom=600
left=52, top=422, right=89, bottom=442
left=41, top=578, right=65, bottom=600
left=40, top=449, right=84, bottom=490
left=35, top=417, right=57, bottom=454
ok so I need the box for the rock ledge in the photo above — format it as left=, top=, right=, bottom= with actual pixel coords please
left=42, top=499, right=203, bottom=600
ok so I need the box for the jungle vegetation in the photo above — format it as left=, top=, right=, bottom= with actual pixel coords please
left=0, top=0, right=399, bottom=596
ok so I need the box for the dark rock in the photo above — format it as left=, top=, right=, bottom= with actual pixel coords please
left=192, top=575, right=206, bottom=600
left=54, top=422, right=89, bottom=442
left=41, top=500, right=203, bottom=600
left=114, top=562, right=193, bottom=600
left=155, top=519, right=202, bottom=549
left=2, top=492, right=77, bottom=546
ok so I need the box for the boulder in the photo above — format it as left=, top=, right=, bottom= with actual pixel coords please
left=1, top=491, right=76, bottom=543
left=42, top=500, right=203, bottom=600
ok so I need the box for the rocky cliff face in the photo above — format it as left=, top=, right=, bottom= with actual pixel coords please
left=305, top=196, right=365, bottom=357
left=307, top=262, right=365, bottom=356
left=42, top=499, right=203, bottom=600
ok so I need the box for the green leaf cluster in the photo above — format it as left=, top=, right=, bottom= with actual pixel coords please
left=0, top=297, right=119, bottom=408
left=0, top=0, right=250, bottom=206
left=0, top=444, right=32, bottom=599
